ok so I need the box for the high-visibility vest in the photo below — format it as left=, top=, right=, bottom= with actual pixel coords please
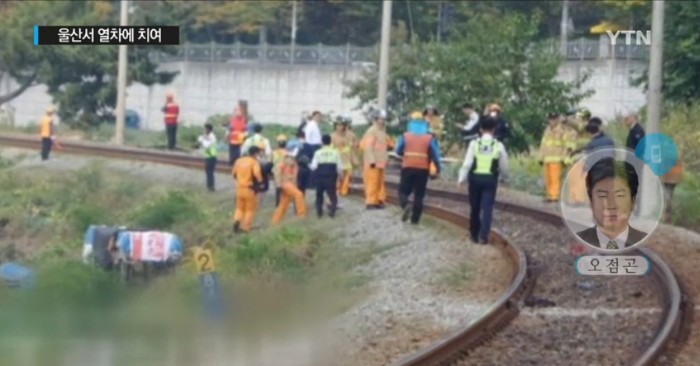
left=272, top=148, right=286, bottom=166
left=332, top=132, right=353, bottom=169
left=471, top=138, right=501, bottom=175
left=401, top=132, right=432, bottom=170
left=362, top=126, right=388, bottom=168
left=248, top=135, right=269, bottom=150
left=205, top=140, right=217, bottom=158
left=40, top=115, right=53, bottom=138
left=164, top=102, right=179, bottom=125
left=315, top=146, right=340, bottom=178
left=229, top=116, right=247, bottom=145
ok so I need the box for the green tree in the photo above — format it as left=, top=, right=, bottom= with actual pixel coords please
left=345, top=13, right=592, bottom=153
left=193, top=0, right=294, bottom=44
left=634, top=1, right=700, bottom=104
left=0, top=1, right=177, bottom=128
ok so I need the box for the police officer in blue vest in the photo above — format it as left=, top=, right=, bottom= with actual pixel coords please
left=457, top=117, right=509, bottom=244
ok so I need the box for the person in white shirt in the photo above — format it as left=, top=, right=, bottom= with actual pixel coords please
left=302, top=111, right=323, bottom=189
left=460, top=102, right=481, bottom=144
left=457, top=117, right=509, bottom=244
left=196, top=123, right=218, bottom=191
left=303, top=111, right=323, bottom=147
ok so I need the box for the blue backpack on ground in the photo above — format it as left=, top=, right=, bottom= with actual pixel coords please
left=0, top=262, right=35, bottom=289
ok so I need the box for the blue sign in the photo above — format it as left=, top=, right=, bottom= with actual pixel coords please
left=199, top=272, right=224, bottom=320
left=635, top=133, right=678, bottom=176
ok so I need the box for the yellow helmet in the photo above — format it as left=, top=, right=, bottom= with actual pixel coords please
left=46, top=105, right=56, bottom=114
left=410, top=111, right=423, bottom=119
left=489, top=103, right=502, bottom=112
left=276, top=134, right=287, bottom=142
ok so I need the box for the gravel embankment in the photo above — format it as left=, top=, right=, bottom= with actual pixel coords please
left=328, top=201, right=512, bottom=366
left=455, top=211, right=661, bottom=366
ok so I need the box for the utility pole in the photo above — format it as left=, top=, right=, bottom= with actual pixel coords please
left=560, top=0, right=569, bottom=56
left=291, top=0, right=298, bottom=64
left=641, top=0, right=665, bottom=217
left=646, top=0, right=664, bottom=135
left=377, top=0, right=392, bottom=110
left=436, top=1, right=443, bottom=42
left=115, top=0, right=129, bottom=145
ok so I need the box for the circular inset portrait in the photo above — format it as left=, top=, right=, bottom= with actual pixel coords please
left=560, top=148, right=665, bottom=253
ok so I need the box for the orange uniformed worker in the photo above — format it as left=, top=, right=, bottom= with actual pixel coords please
left=332, top=116, right=356, bottom=196
left=162, top=91, right=180, bottom=150
left=271, top=151, right=307, bottom=225
left=362, top=109, right=390, bottom=209
left=39, top=106, right=56, bottom=161
left=661, top=159, right=684, bottom=222
left=232, top=146, right=264, bottom=233
left=272, top=134, right=288, bottom=206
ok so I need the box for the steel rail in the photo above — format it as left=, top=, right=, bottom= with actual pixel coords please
left=0, top=133, right=687, bottom=366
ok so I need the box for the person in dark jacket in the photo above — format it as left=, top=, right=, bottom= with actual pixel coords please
left=461, top=103, right=510, bottom=144
left=624, top=113, right=645, bottom=152
left=486, top=103, right=511, bottom=142
left=583, top=118, right=615, bottom=154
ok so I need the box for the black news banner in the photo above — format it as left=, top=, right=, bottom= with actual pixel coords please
left=35, top=26, right=179, bottom=45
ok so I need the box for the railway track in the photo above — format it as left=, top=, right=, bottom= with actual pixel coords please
left=0, top=134, right=689, bottom=366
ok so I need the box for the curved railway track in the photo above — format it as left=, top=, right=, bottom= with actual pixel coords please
left=0, top=134, right=689, bottom=366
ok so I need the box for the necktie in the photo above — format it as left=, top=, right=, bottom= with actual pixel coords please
left=606, top=240, right=619, bottom=250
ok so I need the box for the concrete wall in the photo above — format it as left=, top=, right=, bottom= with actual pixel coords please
left=558, top=59, right=647, bottom=120
left=2, top=59, right=646, bottom=129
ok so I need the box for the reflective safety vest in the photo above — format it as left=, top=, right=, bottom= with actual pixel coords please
left=205, top=143, right=217, bottom=158
left=332, top=132, right=354, bottom=170
left=540, top=125, right=570, bottom=163
left=40, top=115, right=53, bottom=138
left=272, top=148, right=286, bottom=166
left=248, top=135, right=269, bottom=150
left=362, top=125, right=389, bottom=169
left=229, top=116, right=247, bottom=145
left=164, top=102, right=179, bottom=125
left=471, top=138, right=501, bottom=175
left=315, top=146, right=340, bottom=179
left=401, top=132, right=432, bottom=170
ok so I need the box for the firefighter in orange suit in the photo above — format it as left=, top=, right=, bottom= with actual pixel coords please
left=396, top=112, right=442, bottom=224
left=162, top=91, right=179, bottom=150
left=661, top=159, right=684, bottom=222
left=272, top=134, right=288, bottom=206
left=271, top=151, right=307, bottom=225
left=39, top=106, right=56, bottom=161
left=362, top=109, right=390, bottom=209
left=332, top=116, right=356, bottom=196
left=538, top=112, right=573, bottom=202
left=232, top=146, right=264, bottom=233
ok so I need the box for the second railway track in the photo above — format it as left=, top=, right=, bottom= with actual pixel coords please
left=0, top=134, right=689, bottom=366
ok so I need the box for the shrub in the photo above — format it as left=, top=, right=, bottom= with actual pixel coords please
left=129, top=191, right=202, bottom=230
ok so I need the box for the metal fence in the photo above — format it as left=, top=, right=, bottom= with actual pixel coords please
left=150, top=38, right=648, bottom=65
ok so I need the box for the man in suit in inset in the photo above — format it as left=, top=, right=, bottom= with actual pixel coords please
left=576, top=157, right=648, bottom=250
